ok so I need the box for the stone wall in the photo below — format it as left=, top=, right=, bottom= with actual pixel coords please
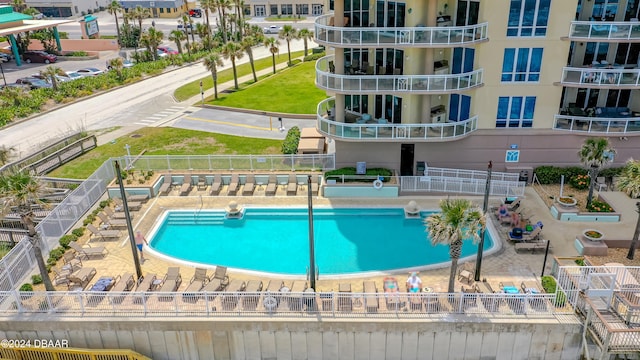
left=0, top=316, right=583, bottom=359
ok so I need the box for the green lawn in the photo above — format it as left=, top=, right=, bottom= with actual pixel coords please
left=48, top=128, right=283, bottom=179
left=208, top=61, right=327, bottom=114
left=174, top=50, right=305, bottom=101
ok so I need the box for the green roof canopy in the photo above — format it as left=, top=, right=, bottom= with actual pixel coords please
left=0, top=5, right=33, bottom=24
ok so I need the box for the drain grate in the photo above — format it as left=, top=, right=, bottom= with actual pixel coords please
left=130, top=134, right=142, bottom=138
left=183, top=111, right=193, bottom=114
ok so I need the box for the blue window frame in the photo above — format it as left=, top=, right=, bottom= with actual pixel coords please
left=501, top=48, right=543, bottom=82
left=507, top=0, right=551, bottom=37
left=496, top=96, right=536, bottom=128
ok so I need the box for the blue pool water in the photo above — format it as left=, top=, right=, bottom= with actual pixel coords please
left=150, top=208, right=494, bottom=275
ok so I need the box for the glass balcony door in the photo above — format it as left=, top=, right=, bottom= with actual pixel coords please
left=375, top=49, right=404, bottom=75
left=456, top=0, right=480, bottom=26
left=376, top=1, right=405, bottom=27
left=375, top=95, right=402, bottom=123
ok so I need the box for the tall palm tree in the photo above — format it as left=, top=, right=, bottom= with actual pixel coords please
left=578, top=137, right=615, bottom=208
left=107, top=1, right=123, bottom=46
left=0, top=171, right=54, bottom=291
left=617, top=159, right=640, bottom=198
left=179, top=14, right=191, bottom=55
left=108, top=57, right=124, bottom=80
left=0, top=145, right=15, bottom=166
left=139, top=27, right=163, bottom=60
left=214, top=0, right=231, bottom=43
left=131, top=5, right=150, bottom=35
left=168, top=29, right=186, bottom=54
left=39, top=65, right=64, bottom=91
left=263, top=37, right=280, bottom=74
left=221, top=41, right=244, bottom=89
left=241, top=35, right=257, bottom=82
left=279, top=25, right=298, bottom=65
left=425, top=198, right=485, bottom=293
left=203, top=52, right=224, bottom=99
left=200, top=0, right=213, bottom=31
left=297, top=28, right=314, bottom=56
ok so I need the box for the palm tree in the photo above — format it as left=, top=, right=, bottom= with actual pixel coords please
left=200, top=0, right=213, bottom=32
left=203, top=52, right=224, bottom=99
left=298, top=28, right=314, bottom=56
left=39, top=65, right=65, bottom=91
left=0, top=84, right=29, bottom=107
left=617, top=159, right=640, bottom=198
left=168, top=29, right=186, bottom=54
left=0, top=171, right=54, bottom=291
left=221, top=41, right=244, bottom=89
left=425, top=198, right=485, bottom=293
left=179, top=14, right=191, bottom=55
left=107, top=1, right=123, bottom=46
left=578, top=137, right=615, bottom=208
left=108, top=57, right=124, bottom=80
left=241, top=36, right=257, bottom=82
left=279, top=25, right=298, bottom=65
left=263, top=37, right=280, bottom=74
left=130, top=5, right=150, bottom=35
left=139, top=27, right=163, bottom=60
left=214, top=0, right=231, bottom=43
left=0, top=145, right=15, bottom=166
left=11, top=0, right=26, bottom=12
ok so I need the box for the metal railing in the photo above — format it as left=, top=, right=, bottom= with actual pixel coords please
left=316, top=56, right=483, bottom=94
left=568, top=21, right=640, bottom=41
left=559, top=67, right=640, bottom=87
left=315, top=14, right=489, bottom=47
left=400, top=177, right=525, bottom=197
left=553, top=115, right=640, bottom=134
left=0, top=290, right=565, bottom=318
left=0, top=347, right=151, bottom=360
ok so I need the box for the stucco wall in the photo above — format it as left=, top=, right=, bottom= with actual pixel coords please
left=29, top=39, right=119, bottom=51
left=0, top=316, right=582, bottom=360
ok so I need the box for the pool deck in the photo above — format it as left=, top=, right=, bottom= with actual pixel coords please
left=66, top=185, right=640, bottom=293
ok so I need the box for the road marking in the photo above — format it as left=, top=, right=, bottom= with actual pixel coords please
left=182, top=116, right=273, bottom=131
left=132, top=106, right=188, bottom=127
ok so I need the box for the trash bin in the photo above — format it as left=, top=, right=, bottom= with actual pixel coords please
left=416, top=161, right=426, bottom=176
left=519, top=170, right=529, bottom=183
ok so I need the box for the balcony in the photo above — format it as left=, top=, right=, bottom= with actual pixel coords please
left=553, top=115, right=640, bottom=134
left=316, top=99, right=477, bottom=141
left=565, top=21, right=640, bottom=42
left=316, top=56, right=483, bottom=94
left=558, top=67, right=640, bottom=89
left=314, top=14, right=489, bottom=48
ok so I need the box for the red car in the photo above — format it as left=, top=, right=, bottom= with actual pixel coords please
left=189, top=8, right=202, bottom=17
left=157, top=46, right=179, bottom=55
left=22, top=50, right=57, bottom=64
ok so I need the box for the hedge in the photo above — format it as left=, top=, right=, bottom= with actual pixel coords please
left=281, top=126, right=301, bottom=154
left=534, top=165, right=624, bottom=184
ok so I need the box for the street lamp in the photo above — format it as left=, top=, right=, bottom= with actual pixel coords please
left=474, top=160, right=492, bottom=281
left=115, top=160, right=142, bottom=280
left=278, top=117, right=285, bottom=132
left=0, top=60, right=6, bottom=86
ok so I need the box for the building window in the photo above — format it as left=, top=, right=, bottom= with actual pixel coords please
left=312, top=4, right=324, bottom=15
left=254, top=5, right=265, bottom=17
left=507, top=0, right=551, bottom=37
left=296, top=4, right=309, bottom=15
left=501, top=48, right=543, bottom=82
left=496, top=96, right=536, bottom=128
left=270, top=4, right=278, bottom=15
left=159, top=7, right=164, bottom=13
left=346, top=95, right=368, bottom=114
left=281, top=4, right=293, bottom=15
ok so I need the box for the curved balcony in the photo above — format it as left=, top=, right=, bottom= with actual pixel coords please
left=316, top=56, right=483, bottom=94
left=315, top=14, right=489, bottom=48
left=316, top=99, right=477, bottom=142
left=557, top=67, right=640, bottom=89
left=565, top=21, right=640, bottom=42
left=554, top=115, right=640, bottom=134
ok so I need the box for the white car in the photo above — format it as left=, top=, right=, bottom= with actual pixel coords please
left=63, top=71, right=84, bottom=81
left=263, top=25, right=282, bottom=34
left=76, top=67, right=104, bottom=77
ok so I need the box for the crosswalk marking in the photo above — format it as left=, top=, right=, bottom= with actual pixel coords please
left=133, top=106, right=186, bottom=127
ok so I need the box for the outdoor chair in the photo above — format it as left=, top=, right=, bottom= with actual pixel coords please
left=51, top=268, right=72, bottom=286
left=243, top=280, right=263, bottom=310
left=104, top=206, right=129, bottom=220
left=126, top=192, right=149, bottom=203
left=363, top=280, right=379, bottom=312
left=87, top=224, right=121, bottom=241
left=182, top=268, right=209, bottom=302
left=265, top=174, right=277, bottom=196
left=288, top=281, right=308, bottom=311
left=133, top=273, right=157, bottom=304
left=507, top=199, right=521, bottom=212
left=67, top=267, right=97, bottom=290
left=201, top=265, right=229, bottom=294
left=457, top=264, right=474, bottom=285
left=515, top=240, right=550, bottom=253
left=97, top=212, right=127, bottom=230
left=63, top=251, right=82, bottom=271
left=383, top=277, right=402, bottom=309
left=222, top=279, right=246, bottom=310
left=310, top=175, right=319, bottom=196
left=521, top=281, right=545, bottom=294
left=109, top=273, right=135, bottom=304
left=227, top=174, right=240, bottom=196
left=158, top=267, right=182, bottom=292
left=242, top=174, right=255, bottom=196
left=338, top=283, right=353, bottom=312
left=209, top=175, right=222, bottom=196
left=196, top=175, right=207, bottom=191
left=180, top=174, right=192, bottom=196
left=596, top=176, right=608, bottom=191
left=508, top=227, right=541, bottom=242
left=69, top=241, right=108, bottom=260
left=113, top=197, right=141, bottom=212
left=158, top=174, right=172, bottom=195
left=287, top=174, right=298, bottom=196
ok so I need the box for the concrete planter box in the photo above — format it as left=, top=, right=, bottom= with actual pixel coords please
left=106, top=173, right=163, bottom=199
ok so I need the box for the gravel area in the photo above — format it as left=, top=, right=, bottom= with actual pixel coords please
left=532, top=183, right=590, bottom=212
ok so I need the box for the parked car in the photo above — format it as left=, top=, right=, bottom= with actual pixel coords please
left=263, top=25, right=282, bottom=34
left=157, top=46, right=179, bottom=55
left=177, top=23, right=193, bottom=34
left=156, top=50, right=168, bottom=58
left=76, top=67, right=104, bottom=77
left=0, top=83, right=30, bottom=90
left=0, top=53, right=12, bottom=63
left=106, top=58, right=134, bottom=69
left=15, top=77, right=52, bottom=89
left=22, top=50, right=57, bottom=64
left=188, top=8, right=202, bottom=17
left=62, top=71, right=84, bottom=81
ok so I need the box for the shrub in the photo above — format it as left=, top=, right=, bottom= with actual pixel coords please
left=49, top=247, right=65, bottom=261
left=67, top=51, right=88, bottom=56
left=281, top=126, right=301, bottom=154
left=99, top=200, right=110, bottom=209
left=574, top=258, right=585, bottom=266
left=569, top=174, right=590, bottom=190
left=534, top=166, right=587, bottom=184
left=58, top=234, right=77, bottom=249
left=71, top=227, right=85, bottom=238
left=31, top=274, right=43, bottom=284
left=19, top=283, right=33, bottom=291
left=587, top=199, right=614, bottom=213
left=303, top=52, right=325, bottom=62
left=82, top=214, right=96, bottom=226
left=541, top=275, right=567, bottom=306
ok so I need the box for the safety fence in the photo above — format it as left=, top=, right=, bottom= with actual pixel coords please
left=0, top=346, right=151, bottom=360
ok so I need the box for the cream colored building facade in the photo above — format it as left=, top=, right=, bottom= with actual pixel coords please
left=246, top=0, right=327, bottom=17
left=314, top=0, right=640, bottom=176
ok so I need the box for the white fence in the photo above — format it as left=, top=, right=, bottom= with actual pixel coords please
left=1, top=290, right=563, bottom=318
left=400, top=166, right=525, bottom=196
left=555, top=265, right=640, bottom=308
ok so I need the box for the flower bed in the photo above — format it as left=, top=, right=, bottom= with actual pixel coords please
left=583, top=229, right=604, bottom=241
left=557, top=197, right=577, bottom=207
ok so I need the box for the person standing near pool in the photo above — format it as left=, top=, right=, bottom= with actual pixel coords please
left=135, top=230, right=149, bottom=262
left=406, top=272, right=422, bottom=293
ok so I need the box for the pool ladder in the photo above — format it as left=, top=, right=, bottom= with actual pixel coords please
left=194, top=195, right=203, bottom=222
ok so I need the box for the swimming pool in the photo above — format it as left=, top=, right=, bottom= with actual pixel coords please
left=148, top=208, right=497, bottom=276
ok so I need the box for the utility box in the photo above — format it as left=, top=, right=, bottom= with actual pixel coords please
left=519, top=170, right=530, bottom=183
left=356, top=162, right=366, bottom=175
left=416, top=161, right=426, bottom=176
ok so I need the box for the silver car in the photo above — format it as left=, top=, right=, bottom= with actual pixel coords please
left=263, top=25, right=282, bottom=34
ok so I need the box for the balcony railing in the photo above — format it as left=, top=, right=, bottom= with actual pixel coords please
left=559, top=67, right=640, bottom=88
left=553, top=115, right=640, bottom=134
left=317, top=100, right=477, bottom=141
left=567, top=21, right=640, bottom=41
left=316, top=56, right=483, bottom=94
left=315, top=14, right=489, bottom=48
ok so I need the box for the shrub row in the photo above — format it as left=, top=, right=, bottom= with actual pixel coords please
left=534, top=165, right=623, bottom=184
left=303, top=52, right=325, bottom=62
left=281, top=126, right=301, bottom=154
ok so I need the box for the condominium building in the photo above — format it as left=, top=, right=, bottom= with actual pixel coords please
left=314, top=0, right=640, bottom=176
left=245, top=0, right=327, bottom=17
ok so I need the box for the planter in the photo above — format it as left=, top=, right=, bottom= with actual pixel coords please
left=557, top=197, right=577, bottom=207
left=583, top=229, right=604, bottom=241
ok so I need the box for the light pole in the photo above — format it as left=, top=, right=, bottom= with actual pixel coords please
left=626, top=202, right=640, bottom=260
left=200, top=80, right=204, bottom=106
left=115, top=160, right=142, bottom=280
left=475, top=160, right=492, bottom=281
left=124, top=144, right=131, bottom=169
left=278, top=117, right=285, bottom=132
left=0, top=60, right=6, bottom=86
left=307, top=175, right=316, bottom=290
